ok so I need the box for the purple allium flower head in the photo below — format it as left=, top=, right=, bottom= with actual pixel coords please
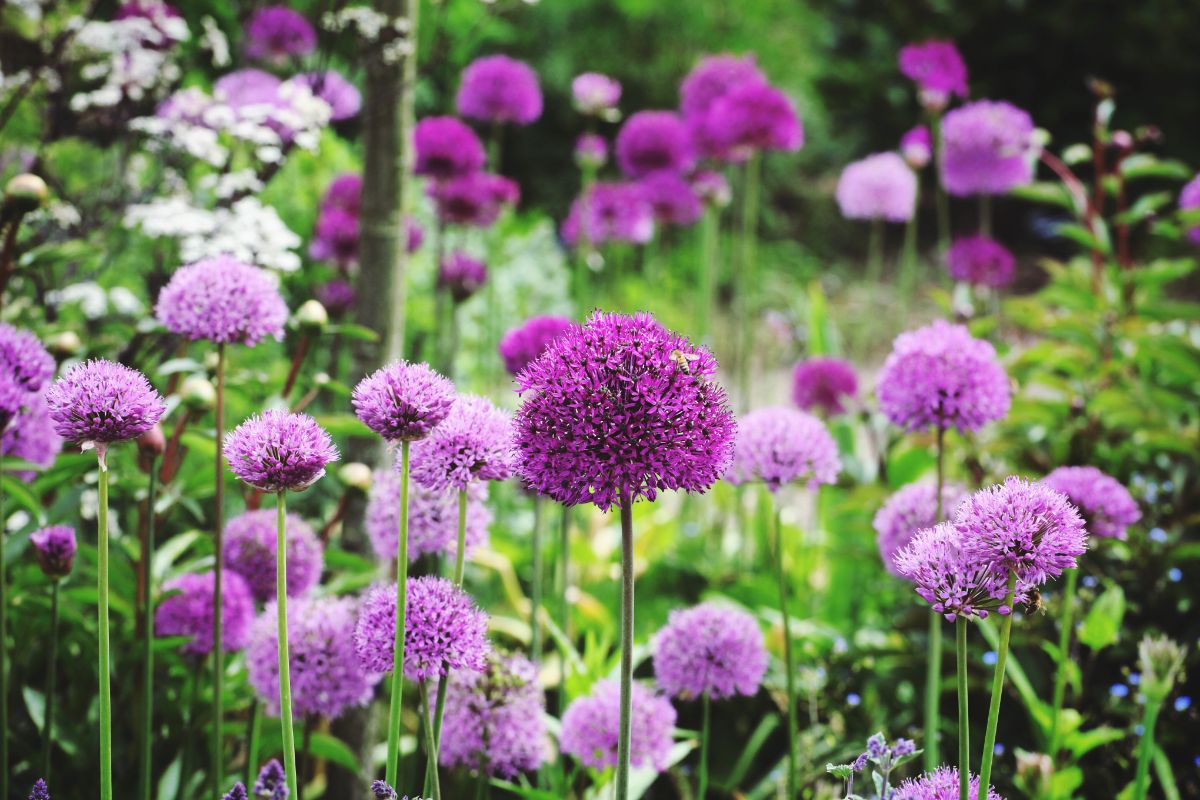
left=224, top=411, right=338, bottom=492
left=429, top=172, right=519, bottom=227
left=45, top=360, right=165, bottom=446
left=285, top=71, right=361, bottom=121
left=836, top=152, right=918, bottom=222
left=414, top=117, right=486, bottom=180
left=898, top=41, right=969, bottom=106
left=224, top=509, right=323, bottom=603
left=791, top=357, right=858, bottom=416
left=320, top=174, right=362, bottom=216
left=874, top=480, right=969, bottom=576
left=411, top=395, right=516, bottom=492
left=616, top=111, right=696, bottom=178
left=901, top=125, right=933, bottom=169
left=894, top=523, right=1022, bottom=621
left=354, top=578, right=489, bottom=681
left=694, top=82, right=803, bottom=162
left=561, top=182, right=655, bottom=246
left=1042, top=466, right=1141, bottom=540
left=352, top=360, right=455, bottom=442
left=456, top=55, right=543, bottom=126
left=365, top=469, right=490, bottom=562
left=1, top=393, right=63, bottom=480
left=405, top=215, right=424, bottom=253
left=725, top=407, right=840, bottom=492
left=514, top=311, right=736, bottom=511
left=940, top=100, right=1036, bottom=197
left=438, top=252, right=488, bottom=303
left=560, top=680, right=676, bottom=771
left=243, top=6, right=316, bottom=63
left=498, top=315, right=575, bottom=376
left=155, top=570, right=255, bottom=656
left=436, top=652, right=547, bottom=778
left=638, top=171, right=703, bottom=227
left=946, top=236, right=1016, bottom=288
left=574, top=133, right=608, bottom=170
left=894, top=767, right=1004, bottom=800
left=653, top=602, right=767, bottom=700
left=156, top=257, right=288, bottom=346
left=252, top=760, right=288, bottom=800
left=223, top=783, right=248, bottom=800
left=309, top=207, right=360, bottom=266
left=1178, top=174, right=1200, bottom=245
left=956, top=477, right=1088, bottom=586
left=876, top=320, right=1011, bottom=433
left=28, top=779, right=51, bottom=800
left=317, top=280, right=356, bottom=316
left=248, top=596, right=379, bottom=718
left=691, top=170, right=732, bottom=208
left=679, top=54, right=766, bottom=120
left=0, top=323, right=54, bottom=423
left=214, top=69, right=282, bottom=110
left=29, top=525, right=76, bottom=579
left=572, top=73, right=622, bottom=116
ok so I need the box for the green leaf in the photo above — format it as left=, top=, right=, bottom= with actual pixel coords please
left=1066, top=725, right=1125, bottom=758
left=22, top=686, right=45, bottom=731
left=306, top=731, right=361, bottom=772
left=1119, top=154, right=1193, bottom=181
left=1154, top=744, right=1182, bottom=800
left=313, top=414, right=371, bottom=438
left=1009, top=182, right=1078, bottom=211
left=1078, top=585, right=1125, bottom=651
left=327, top=323, right=380, bottom=342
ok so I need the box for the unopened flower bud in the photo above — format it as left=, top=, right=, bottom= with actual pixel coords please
left=137, top=424, right=166, bottom=457
left=3, top=173, right=49, bottom=217
left=294, top=299, right=329, bottom=332
left=48, top=330, right=83, bottom=357
left=338, top=462, right=372, bottom=491
left=1139, top=635, right=1186, bottom=702
left=30, top=525, right=76, bottom=579
left=180, top=375, right=217, bottom=411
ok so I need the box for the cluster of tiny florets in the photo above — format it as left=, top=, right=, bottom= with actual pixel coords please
left=155, top=256, right=288, bottom=345
left=1042, top=466, right=1141, bottom=540
left=155, top=570, right=255, bottom=656
left=725, top=406, right=841, bottom=492
left=652, top=603, right=767, bottom=700
left=45, top=359, right=165, bottom=445
left=410, top=395, right=516, bottom=492
left=224, top=509, right=324, bottom=603
left=791, top=357, right=858, bottom=416
left=365, top=469, right=491, bottom=562
left=874, top=480, right=968, bottom=576
left=560, top=680, right=676, bottom=771
left=352, top=360, right=456, bottom=442
left=224, top=410, right=338, bottom=492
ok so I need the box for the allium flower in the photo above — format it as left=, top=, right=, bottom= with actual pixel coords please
left=898, top=41, right=969, bottom=105
left=893, top=767, right=1004, bottom=800
left=320, top=174, right=362, bottom=216
left=572, top=72, right=621, bottom=116
left=29, top=525, right=77, bottom=579
left=317, top=280, right=356, bottom=316
left=286, top=71, right=361, bottom=121
left=155, top=570, right=255, bottom=656
left=940, top=100, right=1036, bottom=197
left=873, top=480, right=969, bottom=576
left=560, top=680, right=676, bottom=771
left=946, top=236, right=1016, bottom=288
left=351, top=360, right=455, bottom=442
left=156, top=256, right=288, bottom=345
left=252, top=760, right=288, bottom=800
left=353, top=578, right=489, bottom=681
left=561, top=182, right=655, bottom=246
left=653, top=603, right=767, bottom=700
left=693, top=82, right=803, bottom=161
left=514, top=311, right=737, bottom=510
left=791, top=357, right=858, bottom=415
left=414, top=117, right=486, bottom=180
left=679, top=54, right=765, bottom=120
left=725, top=407, right=840, bottom=492
left=309, top=207, right=360, bottom=266
left=1, top=393, right=63, bottom=481
left=456, top=55, right=543, bottom=126
left=224, top=410, right=338, bottom=492
left=224, top=509, right=324, bottom=603
left=836, top=152, right=918, bottom=222
left=894, top=523, right=1020, bottom=621
left=438, top=252, right=488, bottom=303
left=639, top=171, right=703, bottom=227
left=213, top=68, right=282, bottom=109
left=28, top=779, right=51, bottom=800
left=574, top=133, right=608, bottom=170
left=1178, top=173, right=1200, bottom=245
left=247, top=596, right=380, bottom=718
left=365, top=470, right=491, bottom=562
left=243, top=6, right=316, bottom=63
left=876, top=320, right=1011, bottom=433
left=45, top=360, right=165, bottom=445
left=901, top=125, right=933, bottom=169
left=1042, top=466, right=1141, bottom=540
left=428, top=172, right=519, bottom=227
left=437, top=652, right=547, bottom=777
left=411, top=395, right=515, bottom=492
left=498, top=315, right=575, bottom=376
left=615, top=111, right=696, bottom=178
left=0, top=323, right=54, bottom=422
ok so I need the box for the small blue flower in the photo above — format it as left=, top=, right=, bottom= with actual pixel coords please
left=1110, top=684, right=1129, bottom=698
left=1168, top=568, right=1182, bottom=582
left=983, top=650, right=998, bottom=666
left=1135, top=724, right=1145, bottom=736
left=1129, top=672, right=1141, bottom=686
left=1175, top=696, right=1192, bottom=712
left=847, top=693, right=862, bottom=707
left=1149, top=528, right=1168, bottom=543
left=1082, top=575, right=1098, bottom=589
left=993, top=743, right=1004, bottom=756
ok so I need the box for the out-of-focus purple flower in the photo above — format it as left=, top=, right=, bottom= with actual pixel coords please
left=561, top=182, right=655, bottom=246
left=309, top=207, right=360, bottom=266
left=411, top=395, right=515, bottom=492
left=638, top=171, right=703, bottom=227
left=243, top=6, right=316, bottom=63
left=874, top=480, right=969, bottom=576
left=836, top=152, right=918, bottom=222
left=26, top=779, right=51, bottom=800
left=616, top=111, right=696, bottom=178
left=405, top=215, right=424, bottom=253
left=352, top=361, right=455, bottom=442
left=156, top=256, right=288, bottom=346
left=560, top=680, right=676, bottom=771
left=898, top=41, right=969, bottom=108
left=693, top=82, right=802, bottom=162
left=498, top=315, right=575, bottom=377
left=725, top=407, right=840, bottom=492
left=791, top=357, right=858, bottom=416
left=940, top=100, right=1036, bottom=197
left=894, top=523, right=1019, bottom=621
left=414, top=117, right=486, bottom=180
left=946, top=236, right=1016, bottom=288
left=1, top=392, right=62, bottom=480
left=222, top=783, right=247, bottom=800
left=893, top=766, right=1004, bottom=800
left=252, top=760, right=288, bottom=800
left=901, top=126, right=933, bottom=169
left=574, top=133, right=608, bottom=170
left=573, top=72, right=621, bottom=117
left=369, top=781, right=396, bottom=800
left=437, top=252, right=488, bottom=303
left=45, top=360, right=165, bottom=446
left=155, top=570, right=255, bottom=656
left=286, top=71, right=360, bottom=121
left=0, top=323, right=54, bottom=424
left=320, top=174, right=362, bottom=216
left=679, top=54, right=766, bottom=120
left=30, top=525, right=76, bottom=579
left=1178, top=174, right=1200, bottom=245
left=224, top=509, right=324, bottom=603
left=365, top=469, right=490, bottom=562
left=317, top=280, right=356, bottom=316
left=1042, top=466, right=1141, bottom=540
left=224, top=410, right=338, bottom=492
left=653, top=602, right=767, bottom=700
left=456, top=55, right=543, bottom=126
left=156, top=87, right=210, bottom=124
left=428, top=172, right=519, bottom=227
left=691, top=170, right=731, bottom=208
left=214, top=69, right=282, bottom=110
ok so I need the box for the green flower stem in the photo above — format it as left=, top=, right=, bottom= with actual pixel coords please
left=98, top=451, right=113, bottom=800
left=926, top=425, right=946, bottom=772
left=213, top=342, right=227, bottom=794
left=931, top=111, right=950, bottom=256
left=247, top=700, right=261, bottom=786
left=1131, top=697, right=1163, bottom=800
left=431, top=488, right=470, bottom=752
left=140, top=456, right=159, bottom=800
left=979, top=195, right=992, bottom=238
left=1048, top=567, right=1079, bottom=757
left=42, top=579, right=61, bottom=781
left=772, top=502, right=797, bottom=800
left=900, top=194, right=920, bottom=299
left=698, top=204, right=720, bottom=342
left=558, top=504, right=571, bottom=714
left=977, top=571, right=1017, bottom=794
left=420, top=681, right=443, bottom=800
left=615, top=500, right=636, bottom=800
left=276, top=492, right=299, bottom=795
left=385, top=441, right=412, bottom=788
left=698, top=692, right=712, bottom=799
left=736, top=152, right=761, bottom=409
left=575, top=162, right=598, bottom=302
left=0, top=469, right=8, bottom=800
left=530, top=494, right=544, bottom=659
left=956, top=617, right=970, bottom=800
left=867, top=218, right=885, bottom=285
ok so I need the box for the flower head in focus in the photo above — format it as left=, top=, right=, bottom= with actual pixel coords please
left=352, top=361, right=455, bottom=443
left=893, top=766, right=1004, bottom=800
left=894, top=523, right=1023, bottom=621
left=155, top=256, right=288, bottom=345
left=46, top=359, right=165, bottom=447
left=224, top=410, right=338, bottom=492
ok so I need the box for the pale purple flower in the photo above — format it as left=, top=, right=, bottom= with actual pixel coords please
left=155, top=570, right=255, bottom=656
left=405, top=215, right=425, bottom=253
left=616, top=111, right=696, bottom=178
left=224, top=411, right=338, bottom=492
left=214, top=69, right=282, bottom=110
left=836, top=152, right=918, bottom=222
left=639, top=171, right=703, bottom=227
left=156, top=256, right=288, bottom=346
left=560, top=680, right=676, bottom=771
left=873, top=480, right=969, bottom=576
left=414, top=117, right=486, bottom=180
left=498, top=315, right=575, bottom=376
left=898, top=41, right=969, bottom=106
left=29, top=525, right=76, bottom=579
left=365, top=470, right=490, bottom=562
left=1, top=392, right=63, bottom=480
left=222, top=783, right=247, bottom=800
left=791, top=357, right=858, bottom=416
left=901, top=125, right=933, bottom=169
left=679, top=54, right=765, bottom=120
left=286, top=71, right=361, bottom=121
left=894, top=767, right=1004, bottom=800
left=561, top=182, right=655, bottom=246
left=572, top=72, right=621, bottom=116
left=438, top=252, right=488, bottom=303
left=693, top=82, right=802, bottom=162
left=940, top=100, right=1036, bottom=197
left=725, top=407, right=840, bottom=492
left=0, top=323, right=54, bottom=423
left=653, top=602, right=767, bottom=700
left=224, top=509, right=324, bottom=603
left=1042, top=466, right=1141, bottom=540
left=1178, top=173, right=1200, bottom=245
left=243, top=6, right=316, bottom=63
left=574, top=133, right=608, bottom=170
left=45, top=360, right=165, bottom=445
left=429, top=172, right=519, bottom=226
left=410, top=395, right=515, bottom=492
left=352, top=361, right=455, bottom=442
left=946, top=236, right=1016, bottom=288
left=456, top=55, right=543, bottom=126
left=317, top=280, right=356, bottom=316
left=691, top=170, right=731, bottom=208
left=893, top=523, right=1020, bottom=621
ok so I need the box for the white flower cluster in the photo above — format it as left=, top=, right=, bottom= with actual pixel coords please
left=321, top=6, right=411, bottom=64
left=200, top=15, right=231, bottom=68
left=68, top=10, right=188, bottom=112
left=47, top=281, right=145, bottom=319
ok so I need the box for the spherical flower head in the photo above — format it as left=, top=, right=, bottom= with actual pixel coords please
left=946, top=236, right=1016, bottom=288
left=30, top=525, right=76, bottom=579
left=214, top=69, right=282, bottom=110
left=0, top=323, right=54, bottom=422
left=695, top=82, right=803, bottom=162
left=224, top=509, right=324, bottom=603
left=45, top=360, right=165, bottom=446
left=351, top=360, right=455, bottom=442
left=725, top=407, right=840, bottom=492
left=1178, top=173, right=1200, bottom=245
left=679, top=53, right=766, bottom=120
left=1042, top=466, right=1141, bottom=540
left=365, top=469, right=490, bottom=562
left=429, top=172, right=519, bottom=227
left=317, top=280, right=356, bottom=316
left=616, top=111, right=696, bottom=178
left=894, top=523, right=1021, bottom=621
left=940, top=100, right=1036, bottom=197
left=691, top=170, right=732, bottom=208
left=244, top=6, right=316, bottom=63
left=1, top=392, right=63, bottom=481
left=498, top=315, right=575, bottom=376
left=224, top=410, right=338, bottom=492
left=836, top=152, right=918, bottom=222
left=252, top=760, right=289, bottom=800
left=414, top=117, right=486, bottom=180
left=561, top=182, right=655, bottom=246
left=286, top=71, right=361, bottom=121
left=309, top=207, right=360, bottom=266
left=560, top=680, right=676, bottom=771
left=898, top=40, right=969, bottom=104
left=353, top=577, right=490, bottom=681
left=873, top=480, right=969, bottom=576
left=411, top=395, right=516, bottom=492
left=321, top=174, right=362, bottom=216
left=405, top=215, right=425, bottom=253
left=515, top=311, right=737, bottom=510
left=438, top=252, right=488, bottom=303
left=638, top=171, right=703, bottom=227
left=156, top=257, right=288, bottom=346
left=876, top=320, right=1011, bottom=433
left=572, top=72, right=621, bottom=116
left=248, top=596, right=379, bottom=718
left=791, top=357, right=858, bottom=415
left=901, top=125, right=933, bottom=169
left=894, top=766, right=1004, bottom=800
left=456, top=55, right=543, bottom=126
left=574, top=133, right=608, bottom=170
left=155, top=570, right=255, bottom=656
left=653, top=602, right=767, bottom=700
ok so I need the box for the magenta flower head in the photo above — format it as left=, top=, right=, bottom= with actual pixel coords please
left=1179, top=173, right=1200, bottom=245
left=429, top=172, right=519, bottom=227
left=616, top=111, right=696, bottom=178
left=561, top=182, right=655, bottom=246
left=224, top=410, right=338, bottom=493
left=243, top=6, right=316, bottom=63
left=725, top=407, right=840, bottom=492
left=574, top=133, right=608, bottom=170
left=0, top=323, right=54, bottom=424
left=310, top=208, right=359, bottom=266
left=2, top=394, right=63, bottom=481
left=156, top=570, right=255, bottom=656
left=456, top=55, right=543, bottom=126
left=692, top=170, right=732, bottom=208
left=639, top=171, right=703, bottom=227
left=894, top=766, right=1003, bottom=800
left=901, top=125, right=933, bottom=169
left=836, top=152, right=918, bottom=222
left=1042, top=466, right=1140, bottom=540
left=946, top=236, right=1016, bottom=288
left=414, top=117, right=486, bottom=180
left=438, top=252, right=488, bottom=303
left=366, top=470, right=490, bottom=562
left=652, top=602, right=767, bottom=700
left=224, top=509, right=324, bottom=603
left=873, top=480, right=969, bottom=576
left=894, top=523, right=1020, bottom=621
left=321, top=173, right=362, bottom=216
left=940, top=100, right=1036, bottom=197
left=352, top=360, right=455, bottom=442
left=514, top=311, right=736, bottom=510
left=354, top=577, right=489, bottom=681
left=791, top=357, right=858, bottom=416
left=680, top=53, right=766, bottom=120
left=876, top=320, right=1011, bottom=433
left=560, top=680, right=676, bottom=771
left=45, top=360, right=165, bottom=447
left=285, top=71, right=361, bottom=121
left=898, top=40, right=969, bottom=109
left=317, top=280, right=356, bottom=316
left=498, top=315, right=574, bottom=377
left=572, top=72, right=621, bottom=117
left=29, top=525, right=77, bottom=579
left=698, top=81, right=803, bottom=162
left=156, top=257, right=288, bottom=346
left=411, top=394, right=516, bottom=492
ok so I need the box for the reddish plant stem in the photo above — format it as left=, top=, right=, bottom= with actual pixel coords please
left=282, top=335, right=312, bottom=399
left=158, top=408, right=192, bottom=484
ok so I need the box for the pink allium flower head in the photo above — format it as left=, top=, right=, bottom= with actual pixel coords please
left=1, top=393, right=63, bottom=481
left=224, top=410, right=338, bottom=492
left=638, top=171, right=703, bottom=227
left=791, top=357, right=858, bottom=415
left=898, top=40, right=969, bottom=105
left=438, top=252, right=488, bottom=303
left=411, top=395, right=516, bottom=492
left=352, top=360, right=455, bottom=442
left=1042, top=466, right=1141, bottom=540
left=901, top=125, right=933, bottom=169
left=561, top=182, right=655, bottom=246
left=243, top=6, right=316, bottom=63
left=616, top=111, right=696, bottom=178
left=214, top=69, right=282, bottom=109
left=679, top=54, right=765, bottom=120
left=428, top=172, right=519, bottom=227
left=456, top=55, right=543, bottom=126
left=835, top=152, right=918, bottom=222
left=45, top=360, right=165, bottom=445
left=955, top=477, right=1088, bottom=586
left=725, top=407, right=840, bottom=492
left=155, top=570, right=255, bottom=656
left=692, top=170, right=732, bottom=208
left=354, top=578, right=490, bottom=681
left=1178, top=173, right=1200, bottom=245
left=309, top=206, right=360, bottom=266
left=894, top=523, right=1023, bottom=621
left=652, top=602, right=767, bottom=700
left=946, top=236, right=1016, bottom=288
left=574, top=133, right=608, bottom=170
left=286, top=71, right=361, bottom=121
left=498, top=315, right=575, bottom=377
left=414, top=117, right=486, bottom=180
left=365, top=470, right=490, bottom=562
left=248, top=595, right=379, bottom=718
left=0, top=326, right=53, bottom=430
left=156, top=257, right=288, bottom=346
left=317, top=280, right=356, bottom=316
left=405, top=215, right=424, bottom=253
left=874, top=480, right=969, bottom=576
left=30, top=525, right=77, bottom=579
left=939, top=100, right=1036, bottom=197
left=694, top=82, right=803, bottom=161
left=876, top=320, right=1011, bottom=433
left=224, top=509, right=324, bottom=603
left=560, top=680, right=676, bottom=771
left=321, top=174, right=362, bottom=216
left=894, top=766, right=1004, bottom=800
left=572, top=72, right=622, bottom=116
left=514, top=311, right=737, bottom=511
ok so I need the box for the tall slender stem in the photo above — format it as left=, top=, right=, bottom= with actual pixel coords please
left=0, top=465, right=7, bottom=800
left=1131, top=700, right=1161, bottom=800
left=615, top=501, right=636, bottom=800
left=558, top=504, right=571, bottom=713
left=140, top=456, right=159, bottom=800
left=698, top=204, right=719, bottom=342
left=276, top=492, right=299, bottom=795
left=385, top=441, right=412, bottom=788
left=931, top=111, right=950, bottom=256
left=900, top=196, right=919, bottom=299
left=772, top=501, right=797, bottom=800
left=867, top=218, right=885, bottom=284
left=530, top=495, right=544, bottom=659
left=956, top=618, right=970, bottom=800
left=246, top=700, right=261, bottom=786
left=431, top=487, right=469, bottom=751
left=979, top=195, right=993, bottom=238
left=42, top=580, right=61, bottom=780
left=736, top=152, right=761, bottom=409
left=926, top=425, right=946, bottom=772
left=977, top=572, right=1017, bottom=793
left=698, top=692, right=712, bottom=799
left=98, top=451, right=113, bottom=800
left=213, top=342, right=227, bottom=793
left=420, top=681, right=443, bottom=800
left=1048, top=567, right=1079, bottom=757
